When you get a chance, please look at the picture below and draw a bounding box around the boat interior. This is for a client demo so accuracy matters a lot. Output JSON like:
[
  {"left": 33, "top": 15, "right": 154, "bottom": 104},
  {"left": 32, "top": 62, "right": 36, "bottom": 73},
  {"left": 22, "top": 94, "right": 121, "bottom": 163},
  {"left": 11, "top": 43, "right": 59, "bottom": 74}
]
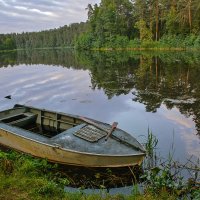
[
  {"left": 0, "top": 105, "right": 145, "bottom": 154},
  {"left": 0, "top": 105, "right": 84, "bottom": 138}
]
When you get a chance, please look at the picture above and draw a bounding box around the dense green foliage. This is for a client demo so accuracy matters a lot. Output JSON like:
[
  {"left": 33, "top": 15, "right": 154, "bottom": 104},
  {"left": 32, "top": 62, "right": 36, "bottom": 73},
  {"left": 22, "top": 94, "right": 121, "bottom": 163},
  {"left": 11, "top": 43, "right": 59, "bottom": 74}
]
[
  {"left": 75, "top": 0, "right": 200, "bottom": 49},
  {"left": 0, "top": 22, "right": 88, "bottom": 50},
  {"left": 0, "top": 34, "right": 16, "bottom": 51},
  {"left": 13, "top": 23, "right": 88, "bottom": 49}
]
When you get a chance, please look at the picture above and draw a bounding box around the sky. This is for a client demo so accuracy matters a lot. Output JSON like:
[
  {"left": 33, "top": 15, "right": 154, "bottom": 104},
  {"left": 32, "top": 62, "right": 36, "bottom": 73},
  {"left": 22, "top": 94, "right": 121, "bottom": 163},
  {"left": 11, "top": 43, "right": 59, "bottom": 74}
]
[{"left": 0, "top": 0, "right": 100, "bottom": 34}]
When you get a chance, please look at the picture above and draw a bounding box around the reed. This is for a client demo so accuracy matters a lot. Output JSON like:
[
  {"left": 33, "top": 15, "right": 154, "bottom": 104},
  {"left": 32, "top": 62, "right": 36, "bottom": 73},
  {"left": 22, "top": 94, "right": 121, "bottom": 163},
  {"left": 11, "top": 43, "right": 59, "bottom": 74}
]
[{"left": 141, "top": 130, "right": 200, "bottom": 199}]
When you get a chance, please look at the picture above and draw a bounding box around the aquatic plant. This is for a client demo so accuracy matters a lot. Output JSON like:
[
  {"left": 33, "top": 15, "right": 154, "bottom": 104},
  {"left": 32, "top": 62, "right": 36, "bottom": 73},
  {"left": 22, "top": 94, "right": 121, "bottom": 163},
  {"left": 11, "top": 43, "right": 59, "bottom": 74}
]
[
  {"left": 145, "top": 128, "right": 158, "bottom": 158},
  {"left": 141, "top": 131, "right": 200, "bottom": 198}
]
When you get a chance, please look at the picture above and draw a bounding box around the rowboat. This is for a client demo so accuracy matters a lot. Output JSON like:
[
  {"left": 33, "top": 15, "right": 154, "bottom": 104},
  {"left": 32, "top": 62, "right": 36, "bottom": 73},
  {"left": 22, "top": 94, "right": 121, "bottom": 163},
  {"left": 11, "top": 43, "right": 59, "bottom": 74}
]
[{"left": 0, "top": 104, "right": 145, "bottom": 167}]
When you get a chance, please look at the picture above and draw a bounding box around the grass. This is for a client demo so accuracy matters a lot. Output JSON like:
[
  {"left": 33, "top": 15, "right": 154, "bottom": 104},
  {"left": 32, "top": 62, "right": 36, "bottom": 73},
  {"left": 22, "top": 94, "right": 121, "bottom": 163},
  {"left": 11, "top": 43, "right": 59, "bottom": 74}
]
[{"left": 0, "top": 168, "right": 179, "bottom": 200}]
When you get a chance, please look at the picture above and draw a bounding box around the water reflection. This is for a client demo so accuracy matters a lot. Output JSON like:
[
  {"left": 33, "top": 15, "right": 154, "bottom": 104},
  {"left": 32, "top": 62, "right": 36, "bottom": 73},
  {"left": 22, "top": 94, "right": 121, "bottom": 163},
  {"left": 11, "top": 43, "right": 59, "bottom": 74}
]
[{"left": 0, "top": 49, "right": 199, "bottom": 162}]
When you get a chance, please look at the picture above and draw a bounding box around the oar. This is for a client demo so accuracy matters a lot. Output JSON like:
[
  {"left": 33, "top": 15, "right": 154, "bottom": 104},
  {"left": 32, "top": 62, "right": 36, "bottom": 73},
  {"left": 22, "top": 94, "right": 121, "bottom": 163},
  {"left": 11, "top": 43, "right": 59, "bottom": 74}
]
[
  {"left": 105, "top": 122, "right": 118, "bottom": 141},
  {"left": 80, "top": 117, "right": 145, "bottom": 152}
]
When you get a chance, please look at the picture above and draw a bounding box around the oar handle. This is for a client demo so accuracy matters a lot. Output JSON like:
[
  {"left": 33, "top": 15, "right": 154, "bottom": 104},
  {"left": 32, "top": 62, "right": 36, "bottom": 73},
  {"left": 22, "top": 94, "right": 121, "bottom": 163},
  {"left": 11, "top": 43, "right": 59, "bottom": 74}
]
[{"left": 105, "top": 122, "right": 118, "bottom": 141}]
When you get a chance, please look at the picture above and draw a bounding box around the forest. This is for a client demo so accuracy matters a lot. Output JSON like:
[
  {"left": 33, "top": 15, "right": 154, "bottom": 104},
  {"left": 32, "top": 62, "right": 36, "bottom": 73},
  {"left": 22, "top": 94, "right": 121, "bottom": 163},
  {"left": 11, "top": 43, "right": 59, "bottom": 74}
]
[
  {"left": 76, "top": 0, "right": 200, "bottom": 49},
  {"left": 0, "top": 22, "right": 88, "bottom": 51},
  {"left": 0, "top": 0, "right": 200, "bottom": 50}
]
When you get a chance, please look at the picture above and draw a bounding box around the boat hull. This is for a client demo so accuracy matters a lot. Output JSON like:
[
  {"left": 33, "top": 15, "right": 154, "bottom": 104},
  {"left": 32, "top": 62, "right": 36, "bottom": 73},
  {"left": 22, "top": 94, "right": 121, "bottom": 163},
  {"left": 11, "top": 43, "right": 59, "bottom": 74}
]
[{"left": 0, "top": 127, "right": 144, "bottom": 167}]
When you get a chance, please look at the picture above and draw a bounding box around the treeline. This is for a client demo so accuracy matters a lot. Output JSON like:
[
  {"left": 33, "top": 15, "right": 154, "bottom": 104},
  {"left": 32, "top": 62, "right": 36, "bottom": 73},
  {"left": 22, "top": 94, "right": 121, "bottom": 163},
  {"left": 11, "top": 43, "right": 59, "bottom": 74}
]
[
  {"left": 14, "top": 22, "right": 88, "bottom": 49},
  {"left": 75, "top": 0, "right": 200, "bottom": 49},
  {"left": 1, "top": 0, "right": 200, "bottom": 51},
  {"left": 0, "top": 22, "right": 88, "bottom": 50}
]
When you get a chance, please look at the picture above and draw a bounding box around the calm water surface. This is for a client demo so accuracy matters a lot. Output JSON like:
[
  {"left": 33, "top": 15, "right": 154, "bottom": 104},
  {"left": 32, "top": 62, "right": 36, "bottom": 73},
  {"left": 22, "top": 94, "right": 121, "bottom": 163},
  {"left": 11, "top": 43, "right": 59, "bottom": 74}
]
[{"left": 0, "top": 50, "right": 199, "bottom": 163}]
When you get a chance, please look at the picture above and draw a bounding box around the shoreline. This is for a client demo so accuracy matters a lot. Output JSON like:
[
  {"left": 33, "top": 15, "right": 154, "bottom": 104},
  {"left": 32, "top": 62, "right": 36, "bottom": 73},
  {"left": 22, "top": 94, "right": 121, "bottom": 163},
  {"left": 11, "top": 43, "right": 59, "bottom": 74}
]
[
  {"left": 0, "top": 139, "right": 199, "bottom": 199},
  {"left": 1, "top": 46, "right": 200, "bottom": 53}
]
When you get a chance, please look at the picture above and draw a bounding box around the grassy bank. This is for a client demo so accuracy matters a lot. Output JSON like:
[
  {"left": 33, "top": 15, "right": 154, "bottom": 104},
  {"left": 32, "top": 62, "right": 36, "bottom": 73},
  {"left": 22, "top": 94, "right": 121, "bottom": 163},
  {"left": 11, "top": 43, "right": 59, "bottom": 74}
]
[
  {"left": 0, "top": 131, "right": 199, "bottom": 200},
  {"left": 0, "top": 150, "right": 178, "bottom": 200}
]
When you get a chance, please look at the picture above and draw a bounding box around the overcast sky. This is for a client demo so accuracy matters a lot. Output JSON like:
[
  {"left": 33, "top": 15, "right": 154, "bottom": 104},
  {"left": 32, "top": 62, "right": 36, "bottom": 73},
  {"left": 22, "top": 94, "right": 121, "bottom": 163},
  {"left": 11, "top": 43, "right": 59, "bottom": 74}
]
[{"left": 0, "top": 0, "right": 100, "bottom": 34}]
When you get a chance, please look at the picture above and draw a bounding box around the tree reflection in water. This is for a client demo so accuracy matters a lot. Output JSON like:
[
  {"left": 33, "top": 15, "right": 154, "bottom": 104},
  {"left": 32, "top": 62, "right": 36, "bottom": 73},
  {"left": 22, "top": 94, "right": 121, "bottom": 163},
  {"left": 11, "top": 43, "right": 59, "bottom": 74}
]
[{"left": 1, "top": 49, "right": 200, "bottom": 135}]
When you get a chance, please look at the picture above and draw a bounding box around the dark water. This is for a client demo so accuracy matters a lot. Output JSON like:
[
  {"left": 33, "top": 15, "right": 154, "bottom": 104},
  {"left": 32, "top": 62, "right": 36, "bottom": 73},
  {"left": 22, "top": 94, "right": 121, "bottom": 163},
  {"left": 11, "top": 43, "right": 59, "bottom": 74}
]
[{"left": 0, "top": 49, "right": 200, "bottom": 163}]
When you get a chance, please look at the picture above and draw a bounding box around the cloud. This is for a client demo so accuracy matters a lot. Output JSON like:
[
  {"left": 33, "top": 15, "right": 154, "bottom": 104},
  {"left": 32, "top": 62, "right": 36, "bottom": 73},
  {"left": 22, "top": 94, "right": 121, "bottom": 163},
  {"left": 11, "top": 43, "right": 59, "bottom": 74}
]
[
  {"left": 14, "top": 5, "right": 57, "bottom": 17},
  {"left": 0, "top": 0, "right": 101, "bottom": 33},
  {"left": 160, "top": 105, "right": 200, "bottom": 159}
]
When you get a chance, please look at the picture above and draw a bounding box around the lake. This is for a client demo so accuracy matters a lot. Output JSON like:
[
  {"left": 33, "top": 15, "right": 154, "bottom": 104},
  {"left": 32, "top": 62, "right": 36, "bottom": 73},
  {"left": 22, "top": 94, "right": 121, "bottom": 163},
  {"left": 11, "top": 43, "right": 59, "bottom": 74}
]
[{"left": 0, "top": 49, "right": 199, "bottom": 163}]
